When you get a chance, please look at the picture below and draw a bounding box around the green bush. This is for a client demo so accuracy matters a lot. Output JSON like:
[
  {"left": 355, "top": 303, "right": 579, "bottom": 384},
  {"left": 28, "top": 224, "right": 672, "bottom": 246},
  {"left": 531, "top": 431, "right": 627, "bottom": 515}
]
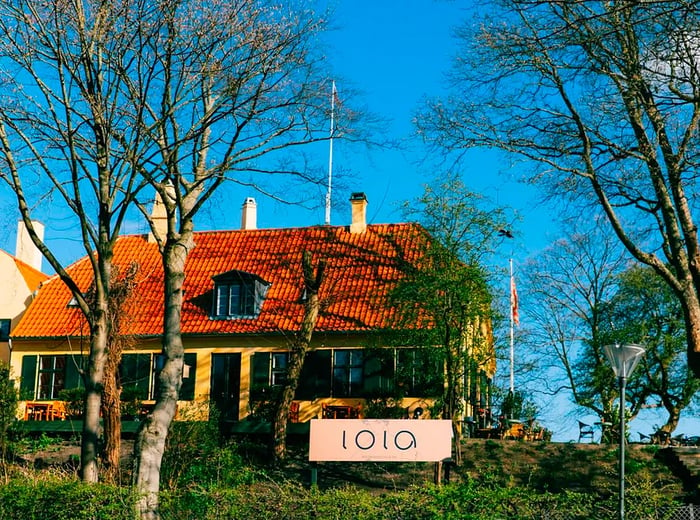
[
  {"left": 57, "top": 387, "right": 84, "bottom": 419},
  {"left": 0, "top": 362, "right": 18, "bottom": 459},
  {"left": 0, "top": 474, "right": 686, "bottom": 520},
  {"left": 0, "top": 478, "right": 137, "bottom": 520},
  {"left": 160, "top": 415, "right": 258, "bottom": 491}
]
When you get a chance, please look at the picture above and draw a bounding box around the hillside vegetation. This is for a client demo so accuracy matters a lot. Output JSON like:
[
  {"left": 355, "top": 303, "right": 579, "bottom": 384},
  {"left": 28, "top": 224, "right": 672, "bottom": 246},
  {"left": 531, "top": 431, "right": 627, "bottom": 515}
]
[{"left": 5, "top": 432, "right": 695, "bottom": 520}]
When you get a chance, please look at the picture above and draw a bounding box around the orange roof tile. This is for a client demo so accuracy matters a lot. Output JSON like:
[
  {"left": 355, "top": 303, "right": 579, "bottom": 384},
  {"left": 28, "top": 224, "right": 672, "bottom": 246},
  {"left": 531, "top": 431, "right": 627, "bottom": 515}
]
[
  {"left": 12, "top": 223, "right": 428, "bottom": 339},
  {"left": 13, "top": 256, "right": 50, "bottom": 292}
]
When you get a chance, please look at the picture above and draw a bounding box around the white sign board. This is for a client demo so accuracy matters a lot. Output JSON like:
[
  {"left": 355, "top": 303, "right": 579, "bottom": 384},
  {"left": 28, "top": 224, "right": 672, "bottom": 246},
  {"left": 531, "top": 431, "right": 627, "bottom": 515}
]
[{"left": 309, "top": 419, "right": 452, "bottom": 462}]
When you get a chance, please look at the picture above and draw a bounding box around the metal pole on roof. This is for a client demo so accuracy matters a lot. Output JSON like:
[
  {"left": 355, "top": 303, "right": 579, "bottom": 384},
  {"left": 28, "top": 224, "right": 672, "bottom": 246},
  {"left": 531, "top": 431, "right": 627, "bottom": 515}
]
[{"left": 325, "top": 81, "right": 336, "bottom": 226}]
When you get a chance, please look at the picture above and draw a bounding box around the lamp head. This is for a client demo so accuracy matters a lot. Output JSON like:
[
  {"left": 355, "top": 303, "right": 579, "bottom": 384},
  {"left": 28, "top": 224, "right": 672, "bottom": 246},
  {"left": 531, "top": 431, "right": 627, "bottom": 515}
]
[{"left": 603, "top": 343, "right": 645, "bottom": 379}]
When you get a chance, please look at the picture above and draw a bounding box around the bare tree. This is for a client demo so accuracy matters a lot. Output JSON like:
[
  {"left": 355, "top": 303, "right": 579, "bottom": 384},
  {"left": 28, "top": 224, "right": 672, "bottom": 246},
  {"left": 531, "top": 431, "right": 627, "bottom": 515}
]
[
  {"left": 99, "top": 3, "right": 356, "bottom": 517},
  {"left": 1, "top": 1, "right": 355, "bottom": 512},
  {"left": 521, "top": 217, "right": 632, "bottom": 435},
  {"left": 95, "top": 263, "right": 139, "bottom": 484},
  {"left": 0, "top": 1, "right": 149, "bottom": 482},
  {"left": 418, "top": 0, "right": 700, "bottom": 377},
  {"left": 270, "top": 251, "right": 324, "bottom": 463}
]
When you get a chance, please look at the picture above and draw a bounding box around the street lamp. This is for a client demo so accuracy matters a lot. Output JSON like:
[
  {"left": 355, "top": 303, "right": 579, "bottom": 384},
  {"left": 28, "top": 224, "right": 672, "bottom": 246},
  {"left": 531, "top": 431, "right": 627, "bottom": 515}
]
[{"left": 603, "top": 343, "right": 645, "bottom": 520}]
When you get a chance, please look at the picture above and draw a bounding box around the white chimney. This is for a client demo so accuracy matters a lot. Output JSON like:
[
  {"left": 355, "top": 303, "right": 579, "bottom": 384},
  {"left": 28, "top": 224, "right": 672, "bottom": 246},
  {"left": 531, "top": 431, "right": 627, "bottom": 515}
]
[
  {"left": 241, "top": 197, "right": 257, "bottom": 230},
  {"left": 16, "top": 220, "right": 44, "bottom": 271},
  {"left": 349, "top": 192, "right": 367, "bottom": 234},
  {"left": 148, "top": 182, "right": 175, "bottom": 243}
]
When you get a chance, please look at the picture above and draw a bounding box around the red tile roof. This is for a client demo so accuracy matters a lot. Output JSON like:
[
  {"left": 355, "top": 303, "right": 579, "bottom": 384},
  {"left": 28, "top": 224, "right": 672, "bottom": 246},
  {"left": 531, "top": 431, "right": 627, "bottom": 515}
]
[
  {"left": 10, "top": 254, "right": 49, "bottom": 292},
  {"left": 12, "top": 223, "right": 428, "bottom": 339}
]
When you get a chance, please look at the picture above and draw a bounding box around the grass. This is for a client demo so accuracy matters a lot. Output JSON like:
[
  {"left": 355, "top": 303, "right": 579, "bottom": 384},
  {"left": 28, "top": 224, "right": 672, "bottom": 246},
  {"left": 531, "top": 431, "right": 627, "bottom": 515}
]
[{"left": 4, "top": 433, "right": 695, "bottom": 519}]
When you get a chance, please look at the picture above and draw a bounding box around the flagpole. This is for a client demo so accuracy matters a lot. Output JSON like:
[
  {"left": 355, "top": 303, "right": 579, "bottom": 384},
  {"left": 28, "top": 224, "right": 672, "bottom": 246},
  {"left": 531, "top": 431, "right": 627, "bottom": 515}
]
[
  {"left": 509, "top": 258, "right": 515, "bottom": 395},
  {"left": 325, "top": 81, "right": 336, "bottom": 226}
]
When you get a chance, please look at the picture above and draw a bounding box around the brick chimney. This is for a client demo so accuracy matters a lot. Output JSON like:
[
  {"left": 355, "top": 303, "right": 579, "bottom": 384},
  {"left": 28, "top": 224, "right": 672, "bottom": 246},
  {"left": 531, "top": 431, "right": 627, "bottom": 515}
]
[
  {"left": 148, "top": 182, "right": 175, "bottom": 243},
  {"left": 16, "top": 220, "right": 44, "bottom": 271},
  {"left": 349, "top": 192, "right": 367, "bottom": 234},
  {"left": 241, "top": 197, "right": 257, "bottom": 230}
]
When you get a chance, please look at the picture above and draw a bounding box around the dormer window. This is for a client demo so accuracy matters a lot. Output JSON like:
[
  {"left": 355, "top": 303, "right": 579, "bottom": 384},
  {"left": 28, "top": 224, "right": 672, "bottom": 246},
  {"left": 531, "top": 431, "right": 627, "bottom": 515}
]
[{"left": 212, "top": 270, "right": 270, "bottom": 319}]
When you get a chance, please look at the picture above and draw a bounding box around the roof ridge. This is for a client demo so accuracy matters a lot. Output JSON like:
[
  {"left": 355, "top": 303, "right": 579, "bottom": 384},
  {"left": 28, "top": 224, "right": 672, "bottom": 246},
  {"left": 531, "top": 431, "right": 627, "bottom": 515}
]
[{"left": 116, "top": 221, "right": 416, "bottom": 240}]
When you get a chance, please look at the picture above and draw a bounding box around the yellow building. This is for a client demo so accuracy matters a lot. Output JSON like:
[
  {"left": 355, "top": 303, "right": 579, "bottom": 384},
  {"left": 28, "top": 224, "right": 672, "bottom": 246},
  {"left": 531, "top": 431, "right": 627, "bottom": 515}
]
[
  {"left": 10, "top": 195, "right": 494, "bottom": 424},
  {"left": 0, "top": 222, "right": 49, "bottom": 364}
]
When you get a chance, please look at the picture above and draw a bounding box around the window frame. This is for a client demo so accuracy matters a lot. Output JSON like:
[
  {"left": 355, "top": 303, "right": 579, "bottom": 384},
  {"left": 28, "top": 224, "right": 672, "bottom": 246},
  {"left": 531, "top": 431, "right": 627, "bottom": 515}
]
[
  {"left": 251, "top": 351, "right": 289, "bottom": 400},
  {"left": 332, "top": 349, "right": 365, "bottom": 398},
  {"left": 120, "top": 352, "right": 198, "bottom": 401},
  {"left": 37, "top": 355, "right": 67, "bottom": 400},
  {"left": 211, "top": 270, "right": 270, "bottom": 319}
]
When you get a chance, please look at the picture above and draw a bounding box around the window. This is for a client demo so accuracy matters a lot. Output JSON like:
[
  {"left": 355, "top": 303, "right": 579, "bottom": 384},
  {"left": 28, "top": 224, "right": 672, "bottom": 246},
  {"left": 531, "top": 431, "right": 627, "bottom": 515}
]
[
  {"left": 120, "top": 354, "right": 152, "bottom": 401},
  {"left": 395, "top": 348, "right": 443, "bottom": 396},
  {"left": 293, "top": 348, "right": 444, "bottom": 401},
  {"left": 212, "top": 270, "right": 270, "bottom": 319},
  {"left": 251, "top": 352, "right": 288, "bottom": 399},
  {"left": 332, "top": 349, "right": 364, "bottom": 397},
  {"left": 296, "top": 350, "right": 332, "bottom": 400},
  {"left": 38, "top": 355, "right": 67, "bottom": 399},
  {"left": 20, "top": 355, "right": 84, "bottom": 400},
  {"left": 120, "top": 352, "right": 198, "bottom": 401},
  {"left": 0, "top": 318, "right": 10, "bottom": 341}
]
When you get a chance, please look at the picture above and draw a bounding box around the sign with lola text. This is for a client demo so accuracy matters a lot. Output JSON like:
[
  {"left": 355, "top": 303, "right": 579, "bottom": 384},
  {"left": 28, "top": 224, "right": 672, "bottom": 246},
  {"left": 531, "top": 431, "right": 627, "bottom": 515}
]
[{"left": 309, "top": 419, "right": 452, "bottom": 462}]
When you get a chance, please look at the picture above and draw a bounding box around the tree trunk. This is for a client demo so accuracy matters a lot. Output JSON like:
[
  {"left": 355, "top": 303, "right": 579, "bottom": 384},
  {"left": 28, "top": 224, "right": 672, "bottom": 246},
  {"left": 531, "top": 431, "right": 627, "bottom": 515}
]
[
  {"left": 271, "top": 252, "right": 324, "bottom": 463},
  {"left": 681, "top": 295, "right": 700, "bottom": 379},
  {"left": 133, "top": 237, "right": 189, "bottom": 520},
  {"left": 101, "top": 346, "right": 122, "bottom": 484},
  {"left": 81, "top": 317, "right": 108, "bottom": 482}
]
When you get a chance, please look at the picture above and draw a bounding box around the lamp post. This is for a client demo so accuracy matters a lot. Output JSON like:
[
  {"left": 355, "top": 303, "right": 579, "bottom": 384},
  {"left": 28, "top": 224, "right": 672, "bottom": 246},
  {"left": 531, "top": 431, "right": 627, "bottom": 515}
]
[{"left": 603, "top": 343, "right": 645, "bottom": 520}]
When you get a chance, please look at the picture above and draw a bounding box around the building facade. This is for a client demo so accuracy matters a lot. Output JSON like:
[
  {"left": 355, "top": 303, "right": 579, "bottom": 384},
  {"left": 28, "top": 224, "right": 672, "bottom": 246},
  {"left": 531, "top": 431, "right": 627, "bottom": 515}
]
[{"left": 10, "top": 195, "right": 495, "bottom": 423}]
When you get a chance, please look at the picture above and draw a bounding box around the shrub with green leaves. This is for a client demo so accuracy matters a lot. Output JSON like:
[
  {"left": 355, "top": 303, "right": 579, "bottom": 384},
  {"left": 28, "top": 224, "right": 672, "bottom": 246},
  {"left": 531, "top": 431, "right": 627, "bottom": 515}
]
[
  {"left": 160, "top": 417, "right": 258, "bottom": 491},
  {"left": 0, "top": 478, "right": 136, "bottom": 520},
  {"left": 0, "top": 361, "right": 18, "bottom": 471}
]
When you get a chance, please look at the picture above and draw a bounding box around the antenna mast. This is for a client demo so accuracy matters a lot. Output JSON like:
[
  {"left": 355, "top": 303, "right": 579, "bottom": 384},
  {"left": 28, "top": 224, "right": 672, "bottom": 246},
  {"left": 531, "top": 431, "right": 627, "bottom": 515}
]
[{"left": 325, "top": 81, "right": 336, "bottom": 226}]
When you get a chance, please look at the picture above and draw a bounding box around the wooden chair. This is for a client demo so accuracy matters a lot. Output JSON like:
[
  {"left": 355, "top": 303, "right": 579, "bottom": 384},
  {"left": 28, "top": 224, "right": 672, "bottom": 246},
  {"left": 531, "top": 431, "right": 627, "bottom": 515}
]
[
  {"left": 503, "top": 421, "right": 525, "bottom": 440},
  {"left": 578, "top": 421, "right": 594, "bottom": 443},
  {"left": 49, "top": 401, "right": 66, "bottom": 421},
  {"left": 350, "top": 404, "right": 362, "bottom": 419}
]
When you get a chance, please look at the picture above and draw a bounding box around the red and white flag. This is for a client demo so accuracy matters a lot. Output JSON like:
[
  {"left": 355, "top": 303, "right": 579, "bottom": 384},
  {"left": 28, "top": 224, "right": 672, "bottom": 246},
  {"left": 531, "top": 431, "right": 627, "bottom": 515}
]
[{"left": 510, "top": 275, "right": 519, "bottom": 327}]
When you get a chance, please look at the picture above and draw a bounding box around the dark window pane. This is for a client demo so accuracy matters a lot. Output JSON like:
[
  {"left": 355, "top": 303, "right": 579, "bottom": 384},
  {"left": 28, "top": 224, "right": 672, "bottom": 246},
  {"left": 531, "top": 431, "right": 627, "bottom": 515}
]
[
  {"left": 229, "top": 284, "right": 241, "bottom": 314},
  {"left": 251, "top": 352, "right": 271, "bottom": 399},
  {"left": 120, "top": 354, "right": 152, "bottom": 400},
  {"left": 271, "top": 353, "right": 288, "bottom": 386},
  {"left": 296, "top": 350, "right": 331, "bottom": 400},
  {"left": 0, "top": 319, "right": 11, "bottom": 341},
  {"left": 216, "top": 285, "right": 229, "bottom": 315},
  {"left": 179, "top": 353, "right": 197, "bottom": 401}
]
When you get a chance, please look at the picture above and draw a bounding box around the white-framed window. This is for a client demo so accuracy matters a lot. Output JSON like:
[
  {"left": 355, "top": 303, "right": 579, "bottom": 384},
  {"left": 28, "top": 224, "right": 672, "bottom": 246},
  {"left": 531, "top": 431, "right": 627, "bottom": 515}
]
[
  {"left": 212, "top": 270, "right": 270, "bottom": 319},
  {"left": 38, "top": 355, "right": 67, "bottom": 399}
]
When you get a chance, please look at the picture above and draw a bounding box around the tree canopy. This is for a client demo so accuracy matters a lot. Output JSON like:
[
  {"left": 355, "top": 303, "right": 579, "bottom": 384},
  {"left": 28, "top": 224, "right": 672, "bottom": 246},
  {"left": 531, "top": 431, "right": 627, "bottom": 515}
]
[{"left": 418, "top": 0, "right": 700, "bottom": 377}]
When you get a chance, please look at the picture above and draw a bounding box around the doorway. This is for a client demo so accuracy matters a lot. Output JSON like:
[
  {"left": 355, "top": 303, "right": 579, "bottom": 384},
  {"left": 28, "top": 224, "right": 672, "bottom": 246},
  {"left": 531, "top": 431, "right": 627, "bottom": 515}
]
[{"left": 210, "top": 353, "right": 241, "bottom": 421}]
